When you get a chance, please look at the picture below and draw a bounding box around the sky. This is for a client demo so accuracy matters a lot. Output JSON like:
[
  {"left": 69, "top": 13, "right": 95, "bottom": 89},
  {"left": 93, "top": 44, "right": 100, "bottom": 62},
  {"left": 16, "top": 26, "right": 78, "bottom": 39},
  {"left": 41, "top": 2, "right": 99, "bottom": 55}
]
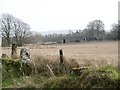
[{"left": 0, "top": 0, "right": 119, "bottom": 32}]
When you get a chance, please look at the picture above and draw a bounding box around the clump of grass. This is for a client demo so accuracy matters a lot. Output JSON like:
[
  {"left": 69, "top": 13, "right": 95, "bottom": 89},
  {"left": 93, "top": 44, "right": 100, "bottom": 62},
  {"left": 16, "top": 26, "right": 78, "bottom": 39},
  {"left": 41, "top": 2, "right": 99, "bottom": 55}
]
[
  {"left": 31, "top": 55, "right": 78, "bottom": 76},
  {"left": 42, "top": 75, "right": 79, "bottom": 88},
  {"left": 42, "top": 66, "right": 120, "bottom": 88},
  {"left": 79, "top": 66, "right": 119, "bottom": 88},
  {"left": 5, "top": 76, "right": 37, "bottom": 88},
  {"left": 2, "top": 58, "right": 21, "bottom": 77},
  {"left": 31, "top": 55, "right": 51, "bottom": 76}
]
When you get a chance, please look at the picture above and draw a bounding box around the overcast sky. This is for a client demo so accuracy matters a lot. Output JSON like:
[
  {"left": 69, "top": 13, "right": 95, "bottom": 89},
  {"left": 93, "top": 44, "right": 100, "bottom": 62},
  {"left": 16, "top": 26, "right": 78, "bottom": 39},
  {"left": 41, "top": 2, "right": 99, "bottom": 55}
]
[{"left": 0, "top": 0, "right": 119, "bottom": 32}]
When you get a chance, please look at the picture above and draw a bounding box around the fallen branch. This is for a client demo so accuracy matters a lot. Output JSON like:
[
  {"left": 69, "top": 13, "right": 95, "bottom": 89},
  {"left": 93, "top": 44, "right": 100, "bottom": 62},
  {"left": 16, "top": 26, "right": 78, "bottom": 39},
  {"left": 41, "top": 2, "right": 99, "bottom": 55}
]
[{"left": 46, "top": 64, "right": 55, "bottom": 77}]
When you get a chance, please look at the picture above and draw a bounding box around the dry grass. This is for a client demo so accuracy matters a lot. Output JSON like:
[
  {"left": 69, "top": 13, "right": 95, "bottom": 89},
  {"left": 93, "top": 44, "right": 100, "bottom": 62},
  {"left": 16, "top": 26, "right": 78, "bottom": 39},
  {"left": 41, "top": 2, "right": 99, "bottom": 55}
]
[{"left": 2, "top": 41, "right": 118, "bottom": 68}]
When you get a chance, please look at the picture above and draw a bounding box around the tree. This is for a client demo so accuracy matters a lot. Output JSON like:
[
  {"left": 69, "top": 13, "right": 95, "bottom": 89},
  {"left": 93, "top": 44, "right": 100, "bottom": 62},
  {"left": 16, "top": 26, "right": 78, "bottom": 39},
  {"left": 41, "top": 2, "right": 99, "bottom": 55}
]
[
  {"left": 27, "top": 31, "right": 43, "bottom": 44},
  {"left": 108, "top": 23, "right": 119, "bottom": 40},
  {"left": 0, "top": 14, "right": 13, "bottom": 46},
  {"left": 0, "top": 13, "right": 31, "bottom": 46},
  {"left": 13, "top": 20, "right": 31, "bottom": 46},
  {"left": 86, "top": 20, "right": 105, "bottom": 39}
]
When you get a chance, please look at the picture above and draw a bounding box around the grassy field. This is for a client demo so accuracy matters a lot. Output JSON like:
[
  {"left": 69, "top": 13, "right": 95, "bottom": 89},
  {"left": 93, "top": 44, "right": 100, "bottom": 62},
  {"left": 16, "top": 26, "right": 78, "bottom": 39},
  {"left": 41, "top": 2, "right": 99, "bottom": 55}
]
[
  {"left": 2, "top": 41, "right": 118, "bottom": 68},
  {"left": 2, "top": 41, "right": 120, "bottom": 88}
]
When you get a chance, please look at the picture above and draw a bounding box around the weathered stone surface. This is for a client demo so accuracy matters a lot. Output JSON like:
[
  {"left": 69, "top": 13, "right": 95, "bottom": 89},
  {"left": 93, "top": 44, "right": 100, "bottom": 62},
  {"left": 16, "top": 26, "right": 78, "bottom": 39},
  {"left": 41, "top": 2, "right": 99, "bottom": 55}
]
[
  {"left": 20, "top": 48, "right": 31, "bottom": 64},
  {"left": 1, "top": 53, "right": 8, "bottom": 58}
]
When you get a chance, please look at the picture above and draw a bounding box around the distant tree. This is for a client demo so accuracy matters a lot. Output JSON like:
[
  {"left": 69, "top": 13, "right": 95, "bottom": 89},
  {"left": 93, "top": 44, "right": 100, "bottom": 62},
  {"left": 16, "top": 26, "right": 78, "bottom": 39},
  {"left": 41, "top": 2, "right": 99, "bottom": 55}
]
[
  {"left": 13, "top": 20, "right": 31, "bottom": 46},
  {"left": 68, "top": 30, "right": 74, "bottom": 35},
  {"left": 86, "top": 20, "right": 105, "bottom": 39},
  {"left": 108, "top": 23, "right": 119, "bottom": 40},
  {"left": 0, "top": 14, "right": 13, "bottom": 46},
  {"left": 75, "top": 29, "right": 82, "bottom": 35},
  {"left": 27, "top": 31, "right": 43, "bottom": 44},
  {"left": 0, "top": 13, "right": 31, "bottom": 46}
]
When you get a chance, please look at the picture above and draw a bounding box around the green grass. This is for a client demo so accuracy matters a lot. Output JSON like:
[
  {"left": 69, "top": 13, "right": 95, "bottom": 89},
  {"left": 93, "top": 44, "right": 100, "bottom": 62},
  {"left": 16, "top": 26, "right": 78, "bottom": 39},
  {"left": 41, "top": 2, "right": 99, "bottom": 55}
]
[
  {"left": 42, "top": 66, "right": 120, "bottom": 88},
  {"left": 2, "top": 57, "right": 120, "bottom": 89}
]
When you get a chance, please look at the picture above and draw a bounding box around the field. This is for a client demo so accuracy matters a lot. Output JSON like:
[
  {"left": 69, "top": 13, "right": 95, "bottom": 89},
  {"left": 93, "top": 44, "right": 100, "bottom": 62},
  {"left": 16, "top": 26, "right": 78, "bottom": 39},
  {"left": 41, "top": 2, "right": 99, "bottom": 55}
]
[
  {"left": 2, "top": 41, "right": 120, "bottom": 88},
  {"left": 2, "top": 41, "right": 118, "bottom": 68}
]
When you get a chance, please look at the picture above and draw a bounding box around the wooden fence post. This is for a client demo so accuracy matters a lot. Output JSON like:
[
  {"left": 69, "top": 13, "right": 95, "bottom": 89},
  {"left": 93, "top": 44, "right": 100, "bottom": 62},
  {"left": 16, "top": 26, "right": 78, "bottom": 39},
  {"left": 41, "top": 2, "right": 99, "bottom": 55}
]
[
  {"left": 11, "top": 43, "right": 17, "bottom": 59},
  {"left": 59, "top": 49, "right": 63, "bottom": 64},
  {"left": 59, "top": 49, "right": 64, "bottom": 74}
]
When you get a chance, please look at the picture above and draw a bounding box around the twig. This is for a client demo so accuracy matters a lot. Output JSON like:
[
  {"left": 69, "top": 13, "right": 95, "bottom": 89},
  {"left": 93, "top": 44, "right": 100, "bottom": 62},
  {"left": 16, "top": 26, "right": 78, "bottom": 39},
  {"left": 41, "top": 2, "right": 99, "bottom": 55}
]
[{"left": 46, "top": 64, "right": 55, "bottom": 77}]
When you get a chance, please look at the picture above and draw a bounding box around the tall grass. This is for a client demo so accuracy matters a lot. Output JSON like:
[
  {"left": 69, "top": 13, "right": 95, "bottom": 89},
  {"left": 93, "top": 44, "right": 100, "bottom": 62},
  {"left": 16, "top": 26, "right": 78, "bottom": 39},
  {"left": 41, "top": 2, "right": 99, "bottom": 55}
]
[
  {"left": 1, "top": 41, "right": 119, "bottom": 88},
  {"left": 2, "top": 55, "right": 120, "bottom": 88}
]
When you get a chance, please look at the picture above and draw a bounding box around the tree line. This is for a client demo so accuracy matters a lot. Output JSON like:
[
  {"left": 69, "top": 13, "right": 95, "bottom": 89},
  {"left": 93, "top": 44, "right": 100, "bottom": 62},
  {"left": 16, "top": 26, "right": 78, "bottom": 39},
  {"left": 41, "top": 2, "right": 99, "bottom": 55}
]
[
  {"left": 41, "top": 20, "right": 119, "bottom": 44},
  {"left": 0, "top": 14, "right": 119, "bottom": 47}
]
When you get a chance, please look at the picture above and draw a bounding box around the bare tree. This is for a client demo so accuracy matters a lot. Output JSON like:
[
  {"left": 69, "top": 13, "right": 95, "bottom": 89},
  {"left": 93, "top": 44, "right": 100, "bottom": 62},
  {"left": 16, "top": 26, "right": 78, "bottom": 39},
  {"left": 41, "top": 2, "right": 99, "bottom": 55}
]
[
  {"left": 86, "top": 20, "right": 105, "bottom": 39},
  {"left": 0, "top": 13, "right": 31, "bottom": 46},
  {"left": 0, "top": 14, "right": 13, "bottom": 46},
  {"left": 13, "top": 20, "right": 31, "bottom": 46},
  {"left": 109, "top": 22, "right": 119, "bottom": 40}
]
